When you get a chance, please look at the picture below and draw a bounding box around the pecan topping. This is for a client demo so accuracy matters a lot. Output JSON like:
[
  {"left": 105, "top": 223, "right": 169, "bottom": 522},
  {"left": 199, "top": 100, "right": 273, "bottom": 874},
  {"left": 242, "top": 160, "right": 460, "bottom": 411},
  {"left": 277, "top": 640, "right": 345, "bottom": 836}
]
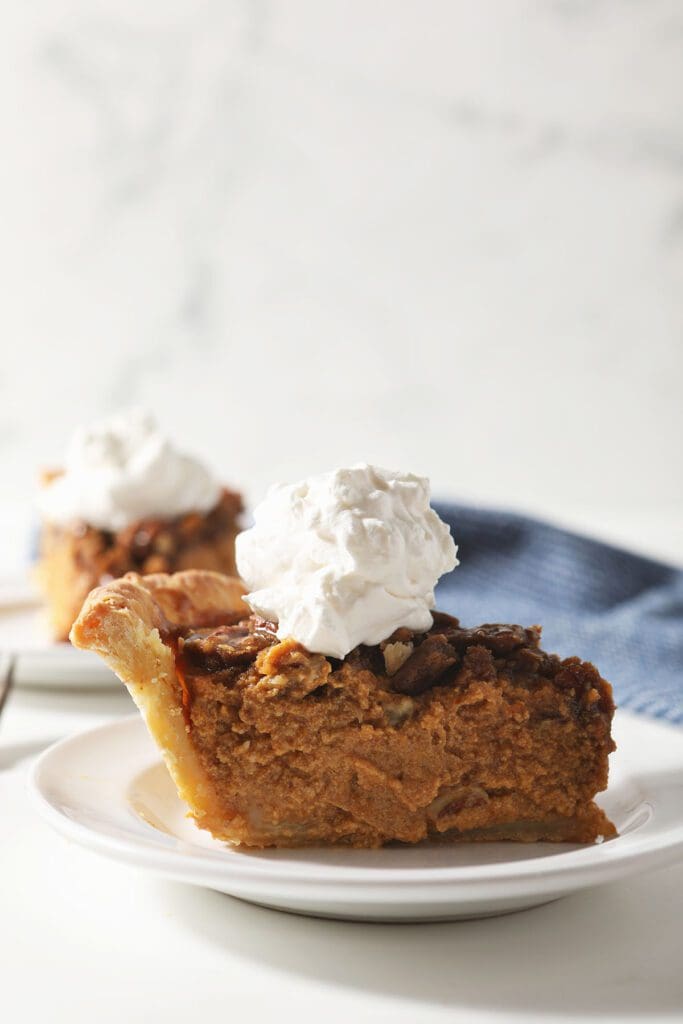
[
  {"left": 386, "top": 622, "right": 542, "bottom": 695},
  {"left": 63, "top": 488, "right": 242, "bottom": 579},
  {"left": 382, "top": 641, "right": 414, "bottom": 676},
  {"left": 391, "top": 634, "right": 460, "bottom": 695},
  {"left": 448, "top": 623, "right": 541, "bottom": 656},
  {"left": 180, "top": 620, "right": 276, "bottom": 673}
]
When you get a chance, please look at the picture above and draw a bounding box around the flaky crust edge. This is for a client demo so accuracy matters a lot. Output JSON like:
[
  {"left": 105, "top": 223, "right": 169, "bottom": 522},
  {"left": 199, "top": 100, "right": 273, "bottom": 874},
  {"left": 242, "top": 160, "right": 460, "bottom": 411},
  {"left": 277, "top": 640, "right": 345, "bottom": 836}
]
[{"left": 70, "top": 570, "right": 248, "bottom": 833}]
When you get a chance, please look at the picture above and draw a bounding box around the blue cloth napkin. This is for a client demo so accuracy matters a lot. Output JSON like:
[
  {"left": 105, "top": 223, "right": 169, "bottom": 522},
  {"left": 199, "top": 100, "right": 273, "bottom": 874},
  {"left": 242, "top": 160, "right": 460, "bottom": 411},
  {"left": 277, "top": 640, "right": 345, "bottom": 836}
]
[{"left": 433, "top": 503, "right": 683, "bottom": 725}]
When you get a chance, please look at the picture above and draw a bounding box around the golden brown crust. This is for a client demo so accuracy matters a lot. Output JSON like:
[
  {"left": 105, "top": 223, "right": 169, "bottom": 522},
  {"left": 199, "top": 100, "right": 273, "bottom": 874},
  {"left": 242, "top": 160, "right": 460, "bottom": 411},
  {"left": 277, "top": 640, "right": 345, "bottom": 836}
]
[{"left": 70, "top": 571, "right": 248, "bottom": 835}]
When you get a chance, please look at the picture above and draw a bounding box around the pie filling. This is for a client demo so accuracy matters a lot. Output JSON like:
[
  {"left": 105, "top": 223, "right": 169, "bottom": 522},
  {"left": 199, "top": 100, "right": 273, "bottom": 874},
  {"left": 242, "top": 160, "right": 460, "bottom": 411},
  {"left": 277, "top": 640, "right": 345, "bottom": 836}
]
[
  {"left": 162, "top": 612, "right": 616, "bottom": 847},
  {"left": 44, "top": 488, "right": 242, "bottom": 579},
  {"left": 38, "top": 489, "right": 242, "bottom": 641}
]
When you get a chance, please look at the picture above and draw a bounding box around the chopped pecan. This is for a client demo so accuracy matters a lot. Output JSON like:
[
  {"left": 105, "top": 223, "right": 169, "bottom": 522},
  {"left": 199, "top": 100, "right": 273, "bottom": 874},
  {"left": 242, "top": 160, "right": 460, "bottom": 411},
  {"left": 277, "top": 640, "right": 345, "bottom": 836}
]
[
  {"left": 383, "top": 641, "right": 414, "bottom": 676},
  {"left": 391, "top": 634, "right": 460, "bottom": 695},
  {"left": 383, "top": 695, "right": 416, "bottom": 726},
  {"left": 426, "top": 784, "right": 489, "bottom": 825},
  {"left": 180, "top": 620, "right": 275, "bottom": 673},
  {"left": 386, "top": 621, "right": 542, "bottom": 695},
  {"left": 256, "top": 639, "right": 331, "bottom": 697},
  {"left": 449, "top": 623, "right": 541, "bottom": 656}
]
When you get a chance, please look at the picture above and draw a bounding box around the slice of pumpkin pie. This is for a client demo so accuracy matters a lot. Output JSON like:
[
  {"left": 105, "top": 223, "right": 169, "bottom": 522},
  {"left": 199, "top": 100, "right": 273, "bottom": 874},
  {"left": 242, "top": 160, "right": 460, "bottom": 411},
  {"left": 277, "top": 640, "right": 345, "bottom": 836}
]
[{"left": 70, "top": 466, "right": 616, "bottom": 848}]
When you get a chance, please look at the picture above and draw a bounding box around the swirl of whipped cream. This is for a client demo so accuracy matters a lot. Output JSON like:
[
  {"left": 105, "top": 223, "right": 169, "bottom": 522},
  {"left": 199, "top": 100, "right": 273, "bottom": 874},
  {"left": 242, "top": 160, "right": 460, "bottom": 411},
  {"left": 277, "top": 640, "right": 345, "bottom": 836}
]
[
  {"left": 37, "top": 410, "right": 222, "bottom": 531},
  {"left": 236, "top": 464, "right": 458, "bottom": 659}
]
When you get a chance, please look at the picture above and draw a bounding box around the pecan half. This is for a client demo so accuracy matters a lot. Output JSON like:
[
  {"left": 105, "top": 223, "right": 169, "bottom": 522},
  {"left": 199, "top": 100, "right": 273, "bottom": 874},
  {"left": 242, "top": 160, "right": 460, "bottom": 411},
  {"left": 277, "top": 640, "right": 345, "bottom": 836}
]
[
  {"left": 180, "top": 620, "right": 275, "bottom": 673},
  {"left": 449, "top": 623, "right": 541, "bottom": 656},
  {"left": 391, "top": 634, "right": 460, "bottom": 695}
]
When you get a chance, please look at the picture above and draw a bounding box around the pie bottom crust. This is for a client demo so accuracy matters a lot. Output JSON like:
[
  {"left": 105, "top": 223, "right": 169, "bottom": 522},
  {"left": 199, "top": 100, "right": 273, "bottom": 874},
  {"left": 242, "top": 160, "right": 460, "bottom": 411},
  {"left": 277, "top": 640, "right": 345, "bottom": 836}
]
[{"left": 71, "top": 571, "right": 616, "bottom": 848}]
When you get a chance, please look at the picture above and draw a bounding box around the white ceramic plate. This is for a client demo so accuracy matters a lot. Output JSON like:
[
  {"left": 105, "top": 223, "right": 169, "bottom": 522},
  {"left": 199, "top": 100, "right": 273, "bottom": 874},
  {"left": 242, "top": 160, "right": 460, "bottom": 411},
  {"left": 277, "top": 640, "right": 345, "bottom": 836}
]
[
  {"left": 0, "top": 585, "right": 118, "bottom": 689},
  {"left": 30, "top": 710, "right": 683, "bottom": 922}
]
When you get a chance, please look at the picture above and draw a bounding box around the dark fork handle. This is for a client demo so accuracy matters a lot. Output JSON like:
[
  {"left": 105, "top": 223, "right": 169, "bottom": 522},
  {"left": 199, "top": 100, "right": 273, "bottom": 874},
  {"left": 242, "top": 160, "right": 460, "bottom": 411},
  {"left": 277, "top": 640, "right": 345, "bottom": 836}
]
[{"left": 0, "top": 653, "right": 15, "bottom": 718}]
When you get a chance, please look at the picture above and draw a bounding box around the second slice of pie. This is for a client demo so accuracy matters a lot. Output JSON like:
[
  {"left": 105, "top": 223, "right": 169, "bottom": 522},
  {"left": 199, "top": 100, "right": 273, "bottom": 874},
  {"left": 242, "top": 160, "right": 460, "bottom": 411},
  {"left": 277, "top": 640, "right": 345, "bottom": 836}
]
[{"left": 37, "top": 411, "right": 242, "bottom": 640}]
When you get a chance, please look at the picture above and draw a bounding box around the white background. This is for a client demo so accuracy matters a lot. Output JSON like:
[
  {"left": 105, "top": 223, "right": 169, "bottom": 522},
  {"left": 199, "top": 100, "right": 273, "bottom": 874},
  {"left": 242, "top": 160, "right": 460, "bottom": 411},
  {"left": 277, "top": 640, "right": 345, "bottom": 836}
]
[{"left": 1, "top": 0, "right": 682, "bottom": 562}]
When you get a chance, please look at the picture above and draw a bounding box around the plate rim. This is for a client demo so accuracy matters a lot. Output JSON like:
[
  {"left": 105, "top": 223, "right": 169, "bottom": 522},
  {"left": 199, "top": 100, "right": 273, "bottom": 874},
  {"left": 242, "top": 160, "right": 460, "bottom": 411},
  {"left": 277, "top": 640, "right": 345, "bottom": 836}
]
[
  {"left": 29, "top": 714, "right": 683, "bottom": 898},
  {"left": 0, "top": 601, "right": 119, "bottom": 688}
]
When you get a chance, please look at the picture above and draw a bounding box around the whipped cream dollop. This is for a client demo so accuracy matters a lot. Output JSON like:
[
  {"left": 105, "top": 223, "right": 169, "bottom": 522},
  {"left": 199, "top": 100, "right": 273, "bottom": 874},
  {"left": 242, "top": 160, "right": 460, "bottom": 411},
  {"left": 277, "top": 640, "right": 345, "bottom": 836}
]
[
  {"left": 236, "top": 464, "right": 458, "bottom": 659},
  {"left": 37, "top": 410, "right": 222, "bottom": 531}
]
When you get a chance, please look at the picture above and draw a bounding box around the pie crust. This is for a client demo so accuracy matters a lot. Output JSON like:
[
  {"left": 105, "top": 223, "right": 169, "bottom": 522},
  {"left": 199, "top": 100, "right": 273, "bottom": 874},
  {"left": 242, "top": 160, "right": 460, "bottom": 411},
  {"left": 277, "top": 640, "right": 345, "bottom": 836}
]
[{"left": 71, "top": 570, "right": 616, "bottom": 848}]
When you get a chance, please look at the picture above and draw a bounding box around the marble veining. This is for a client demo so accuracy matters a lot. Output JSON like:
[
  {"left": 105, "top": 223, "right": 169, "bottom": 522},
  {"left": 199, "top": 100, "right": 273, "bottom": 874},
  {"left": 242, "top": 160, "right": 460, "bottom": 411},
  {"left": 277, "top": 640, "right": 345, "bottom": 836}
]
[{"left": 1, "top": 1, "right": 681, "bottom": 566}]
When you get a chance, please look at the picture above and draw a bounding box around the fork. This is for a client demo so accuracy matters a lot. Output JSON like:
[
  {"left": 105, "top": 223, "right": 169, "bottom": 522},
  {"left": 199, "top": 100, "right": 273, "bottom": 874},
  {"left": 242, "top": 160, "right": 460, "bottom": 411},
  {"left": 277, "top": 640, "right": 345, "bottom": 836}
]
[{"left": 0, "top": 651, "right": 15, "bottom": 720}]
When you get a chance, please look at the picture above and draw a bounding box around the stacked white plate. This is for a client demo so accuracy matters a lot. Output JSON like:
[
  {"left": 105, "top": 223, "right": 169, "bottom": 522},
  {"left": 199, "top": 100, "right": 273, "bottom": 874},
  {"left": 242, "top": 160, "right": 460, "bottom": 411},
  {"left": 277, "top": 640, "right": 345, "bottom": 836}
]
[{"left": 0, "top": 575, "right": 117, "bottom": 688}]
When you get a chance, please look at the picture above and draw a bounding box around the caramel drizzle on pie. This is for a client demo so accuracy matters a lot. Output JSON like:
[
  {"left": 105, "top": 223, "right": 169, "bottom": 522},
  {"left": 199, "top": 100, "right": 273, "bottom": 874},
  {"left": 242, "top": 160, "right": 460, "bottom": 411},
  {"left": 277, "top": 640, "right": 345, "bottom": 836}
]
[{"left": 167, "top": 637, "right": 194, "bottom": 731}]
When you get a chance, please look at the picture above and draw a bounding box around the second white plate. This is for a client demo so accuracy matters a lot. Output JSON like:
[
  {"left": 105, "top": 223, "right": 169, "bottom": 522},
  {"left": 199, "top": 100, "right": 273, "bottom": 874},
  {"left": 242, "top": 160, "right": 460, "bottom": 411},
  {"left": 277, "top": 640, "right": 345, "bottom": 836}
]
[
  {"left": 29, "top": 710, "right": 683, "bottom": 921},
  {"left": 0, "top": 597, "right": 118, "bottom": 689}
]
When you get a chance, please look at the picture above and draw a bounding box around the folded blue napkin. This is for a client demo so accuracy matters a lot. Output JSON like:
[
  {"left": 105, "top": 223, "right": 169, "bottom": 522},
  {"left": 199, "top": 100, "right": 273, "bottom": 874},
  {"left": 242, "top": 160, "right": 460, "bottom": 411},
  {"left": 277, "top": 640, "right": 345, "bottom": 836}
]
[{"left": 434, "top": 503, "right": 683, "bottom": 725}]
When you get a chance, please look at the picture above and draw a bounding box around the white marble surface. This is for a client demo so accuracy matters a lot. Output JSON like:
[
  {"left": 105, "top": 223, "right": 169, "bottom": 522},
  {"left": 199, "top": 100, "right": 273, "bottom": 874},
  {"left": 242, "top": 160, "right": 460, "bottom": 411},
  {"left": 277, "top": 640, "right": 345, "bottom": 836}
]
[{"left": 1, "top": 1, "right": 682, "bottom": 564}]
